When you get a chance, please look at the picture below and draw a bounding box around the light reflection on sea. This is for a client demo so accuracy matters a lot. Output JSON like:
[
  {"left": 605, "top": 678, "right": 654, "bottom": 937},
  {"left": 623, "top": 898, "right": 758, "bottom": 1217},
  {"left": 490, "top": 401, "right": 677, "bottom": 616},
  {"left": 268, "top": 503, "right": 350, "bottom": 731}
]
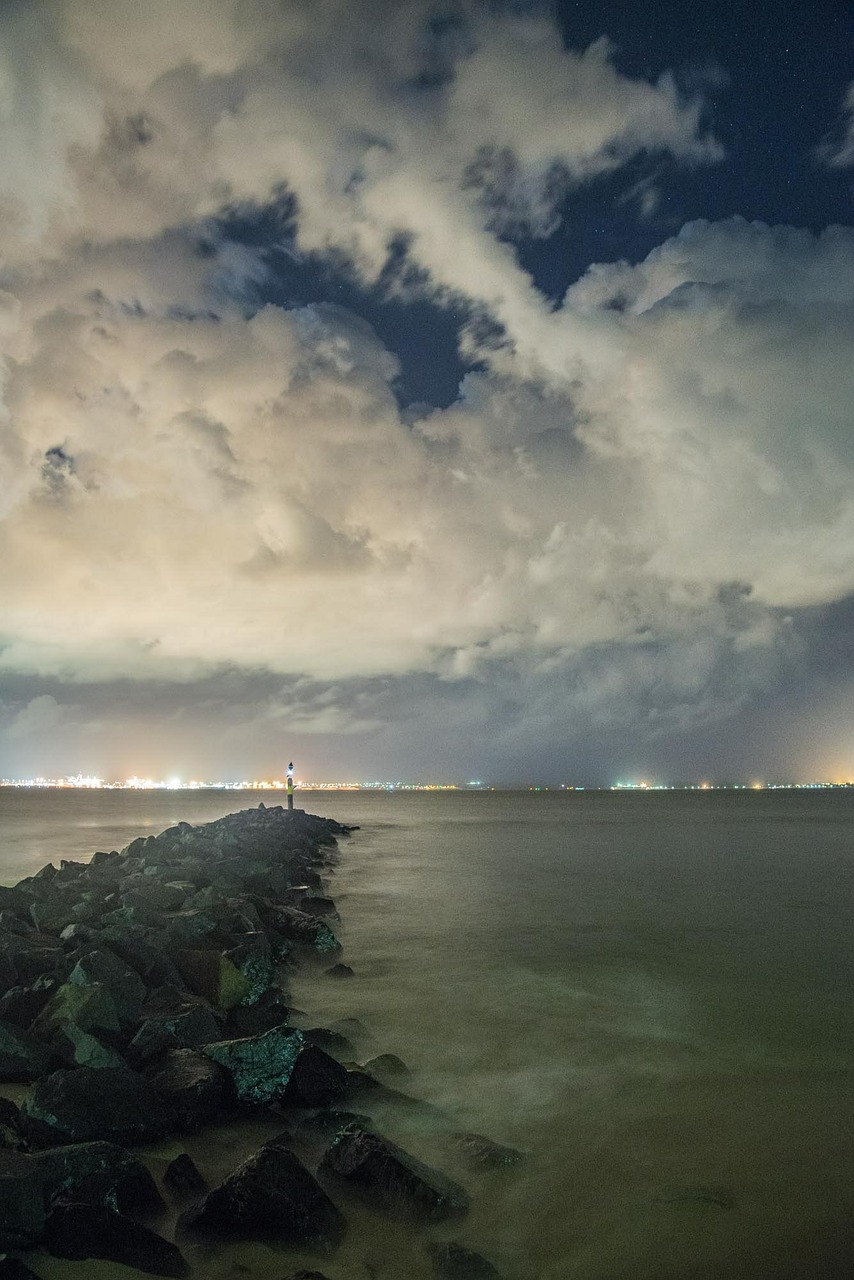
[{"left": 2, "top": 788, "right": 853, "bottom": 1278}]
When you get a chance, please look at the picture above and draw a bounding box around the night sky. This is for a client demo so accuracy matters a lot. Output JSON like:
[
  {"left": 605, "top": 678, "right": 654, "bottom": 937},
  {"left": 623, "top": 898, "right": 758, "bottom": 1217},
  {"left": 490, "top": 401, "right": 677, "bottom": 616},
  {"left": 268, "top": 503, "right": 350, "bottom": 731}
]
[{"left": 2, "top": 0, "right": 854, "bottom": 785}]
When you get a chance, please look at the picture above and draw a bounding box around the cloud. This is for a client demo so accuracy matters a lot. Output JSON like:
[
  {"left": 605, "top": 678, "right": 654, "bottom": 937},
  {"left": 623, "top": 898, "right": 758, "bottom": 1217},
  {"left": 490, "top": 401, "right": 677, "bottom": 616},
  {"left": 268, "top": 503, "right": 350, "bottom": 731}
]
[
  {"left": 0, "top": 1, "right": 852, "bottom": 773},
  {"left": 5, "top": 694, "right": 66, "bottom": 740},
  {"left": 817, "top": 82, "right": 854, "bottom": 168}
]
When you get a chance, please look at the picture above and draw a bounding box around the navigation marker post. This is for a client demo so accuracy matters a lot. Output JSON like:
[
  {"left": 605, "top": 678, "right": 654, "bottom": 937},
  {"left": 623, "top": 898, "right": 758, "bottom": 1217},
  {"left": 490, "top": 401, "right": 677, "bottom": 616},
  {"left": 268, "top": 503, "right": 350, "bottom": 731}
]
[{"left": 287, "top": 761, "right": 294, "bottom": 811}]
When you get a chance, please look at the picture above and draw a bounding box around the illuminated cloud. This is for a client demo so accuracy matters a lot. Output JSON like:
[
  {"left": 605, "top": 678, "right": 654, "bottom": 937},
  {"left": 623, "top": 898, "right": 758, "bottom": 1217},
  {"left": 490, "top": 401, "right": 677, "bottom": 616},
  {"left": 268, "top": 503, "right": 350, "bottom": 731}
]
[{"left": 0, "top": 0, "right": 850, "bottom": 779}]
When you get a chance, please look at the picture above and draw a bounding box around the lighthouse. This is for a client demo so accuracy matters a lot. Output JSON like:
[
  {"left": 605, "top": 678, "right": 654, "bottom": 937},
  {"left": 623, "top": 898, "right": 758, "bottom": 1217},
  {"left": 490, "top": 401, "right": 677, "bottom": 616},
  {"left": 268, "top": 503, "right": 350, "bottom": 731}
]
[{"left": 286, "top": 761, "right": 294, "bottom": 811}]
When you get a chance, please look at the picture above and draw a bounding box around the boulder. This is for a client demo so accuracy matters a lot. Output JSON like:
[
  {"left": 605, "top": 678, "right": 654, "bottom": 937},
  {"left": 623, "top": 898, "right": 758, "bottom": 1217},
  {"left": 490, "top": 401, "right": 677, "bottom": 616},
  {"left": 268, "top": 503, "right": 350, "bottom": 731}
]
[
  {"left": 30, "top": 981, "right": 121, "bottom": 1042},
  {"left": 362, "top": 1053, "right": 410, "bottom": 1080},
  {"left": 224, "top": 934, "right": 278, "bottom": 1006},
  {"left": 180, "top": 1141, "right": 345, "bottom": 1251},
  {"left": 21, "top": 1066, "right": 176, "bottom": 1147},
  {"left": 224, "top": 987, "right": 290, "bottom": 1039},
  {"left": 0, "top": 1150, "right": 46, "bottom": 1248},
  {"left": 163, "top": 1152, "right": 207, "bottom": 1197},
  {"left": 67, "top": 948, "right": 147, "bottom": 1024},
  {"left": 319, "top": 1124, "right": 469, "bottom": 1222},
  {"left": 121, "top": 882, "right": 187, "bottom": 913},
  {"left": 257, "top": 904, "right": 341, "bottom": 955},
  {"left": 147, "top": 1049, "right": 226, "bottom": 1129},
  {"left": 0, "top": 1019, "right": 52, "bottom": 1081},
  {"left": 324, "top": 963, "right": 354, "bottom": 978},
  {"left": 0, "top": 1096, "right": 23, "bottom": 1148},
  {"left": 0, "top": 976, "right": 58, "bottom": 1029},
  {"left": 32, "top": 1140, "right": 164, "bottom": 1213},
  {"left": 50, "top": 1022, "right": 127, "bottom": 1070},
  {"left": 449, "top": 1133, "right": 523, "bottom": 1170},
  {"left": 172, "top": 949, "right": 250, "bottom": 1011},
  {"left": 44, "top": 1203, "right": 188, "bottom": 1277},
  {"left": 0, "top": 1257, "right": 43, "bottom": 1278},
  {"left": 281, "top": 1044, "right": 350, "bottom": 1109},
  {"left": 427, "top": 1241, "right": 503, "bottom": 1279},
  {"left": 202, "top": 1025, "right": 304, "bottom": 1106}
]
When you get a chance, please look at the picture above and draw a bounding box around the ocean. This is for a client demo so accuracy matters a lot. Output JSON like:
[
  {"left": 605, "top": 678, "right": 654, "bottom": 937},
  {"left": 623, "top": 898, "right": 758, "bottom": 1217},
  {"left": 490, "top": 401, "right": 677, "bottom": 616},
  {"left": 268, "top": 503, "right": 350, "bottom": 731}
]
[{"left": 1, "top": 786, "right": 853, "bottom": 1279}]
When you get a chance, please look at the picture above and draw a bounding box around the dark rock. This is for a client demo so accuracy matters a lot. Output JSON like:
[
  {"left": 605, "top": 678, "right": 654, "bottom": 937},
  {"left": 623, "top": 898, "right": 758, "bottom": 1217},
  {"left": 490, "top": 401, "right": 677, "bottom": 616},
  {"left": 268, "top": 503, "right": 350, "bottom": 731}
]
[
  {"left": 297, "top": 1111, "right": 375, "bottom": 1141},
  {"left": 0, "top": 1150, "right": 45, "bottom": 1247},
  {"left": 224, "top": 988, "right": 290, "bottom": 1039},
  {"left": 49, "top": 1022, "right": 127, "bottom": 1070},
  {"left": 449, "top": 1133, "right": 524, "bottom": 1170},
  {"left": 301, "top": 1026, "right": 357, "bottom": 1060},
  {"left": 0, "top": 911, "right": 33, "bottom": 936},
  {"left": 147, "top": 1049, "right": 226, "bottom": 1128},
  {"left": 99, "top": 928, "right": 187, "bottom": 989},
  {"left": 362, "top": 1053, "right": 410, "bottom": 1079},
  {"left": 319, "top": 1124, "right": 469, "bottom": 1222},
  {"left": 0, "top": 1096, "right": 23, "bottom": 1147},
  {"left": 0, "top": 885, "right": 38, "bottom": 917},
  {"left": 21, "top": 1066, "right": 176, "bottom": 1147},
  {"left": 30, "top": 981, "right": 121, "bottom": 1042},
  {"left": 282, "top": 1044, "right": 350, "bottom": 1109},
  {"left": 427, "top": 1241, "right": 503, "bottom": 1279},
  {"left": 203, "top": 1025, "right": 304, "bottom": 1105},
  {"left": 324, "top": 963, "right": 354, "bottom": 978},
  {"left": 257, "top": 904, "right": 341, "bottom": 955},
  {"left": 224, "top": 933, "right": 278, "bottom": 1006},
  {"left": 67, "top": 948, "right": 147, "bottom": 1024},
  {"left": 180, "top": 1142, "right": 345, "bottom": 1251},
  {"left": 44, "top": 1203, "right": 188, "bottom": 1276},
  {"left": 282, "top": 1272, "right": 333, "bottom": 1280},
  {"left": 163, "top": 1152, "right": 207, "bottom": 1196},
  {"left": 0, "top": 1019, "right": 53, "bottom": 1080},
  {"left": 0, "top": 976, "right": 58, "bottom": 1030},
  {"left": 121, "top": 881, "right": 187, "bottom": 913},
  {"left": 172, "top": 949, "right": 250, "bottom": 1010},
  {"left": 0, "top": 1257, "right": 43, "bottom": 1278},
  {"left": 293, "top": 895, "right": 338, "bottom": 918},
  {"left": 32, "top": 1140, "right": 164, "bottom": 1213}
]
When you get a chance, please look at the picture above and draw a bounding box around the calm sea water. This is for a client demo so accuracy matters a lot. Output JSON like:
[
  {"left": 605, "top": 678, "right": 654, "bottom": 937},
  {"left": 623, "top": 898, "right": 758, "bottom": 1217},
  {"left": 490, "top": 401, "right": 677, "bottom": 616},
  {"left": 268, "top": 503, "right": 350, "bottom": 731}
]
[{"left": 2, "top": 787, "right": 853, "bottom": 1280}]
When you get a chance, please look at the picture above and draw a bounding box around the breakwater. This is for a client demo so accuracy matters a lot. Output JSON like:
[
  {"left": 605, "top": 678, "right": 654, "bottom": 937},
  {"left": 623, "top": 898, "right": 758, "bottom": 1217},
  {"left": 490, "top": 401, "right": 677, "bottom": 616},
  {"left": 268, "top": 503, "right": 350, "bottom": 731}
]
[{"left": 0, "top": 804, "right": 514, "bottom": 1279}]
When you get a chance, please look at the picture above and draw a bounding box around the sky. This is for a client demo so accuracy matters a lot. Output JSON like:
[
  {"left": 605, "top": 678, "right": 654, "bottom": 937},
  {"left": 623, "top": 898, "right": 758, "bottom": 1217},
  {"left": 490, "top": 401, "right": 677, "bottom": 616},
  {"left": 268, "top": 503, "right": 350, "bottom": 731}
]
[{"left": 1, "top": 0, "right": 854, "bottom": 786}]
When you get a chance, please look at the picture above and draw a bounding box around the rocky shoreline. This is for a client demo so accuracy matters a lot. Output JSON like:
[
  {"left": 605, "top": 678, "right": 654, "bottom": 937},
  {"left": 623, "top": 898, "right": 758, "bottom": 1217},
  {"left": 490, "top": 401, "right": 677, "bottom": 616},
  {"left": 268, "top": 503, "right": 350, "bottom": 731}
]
[{"left": 0, "top": 805, "right": 517, "bottom": 1280}]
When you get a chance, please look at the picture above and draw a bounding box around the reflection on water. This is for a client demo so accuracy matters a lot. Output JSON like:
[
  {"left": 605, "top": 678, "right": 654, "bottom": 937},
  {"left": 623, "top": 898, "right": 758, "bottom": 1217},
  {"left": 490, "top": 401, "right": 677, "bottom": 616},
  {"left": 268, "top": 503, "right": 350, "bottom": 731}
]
[{"left": 2, "top": 789, "right": 854, "bottom": 1277}]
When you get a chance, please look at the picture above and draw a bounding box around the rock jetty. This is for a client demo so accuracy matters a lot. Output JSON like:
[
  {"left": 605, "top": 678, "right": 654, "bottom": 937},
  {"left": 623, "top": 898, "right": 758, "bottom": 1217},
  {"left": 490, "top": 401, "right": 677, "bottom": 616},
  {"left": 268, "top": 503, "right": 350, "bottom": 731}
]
[{"left": 0, "top": 804, "right": 515, "bottom": 1277}]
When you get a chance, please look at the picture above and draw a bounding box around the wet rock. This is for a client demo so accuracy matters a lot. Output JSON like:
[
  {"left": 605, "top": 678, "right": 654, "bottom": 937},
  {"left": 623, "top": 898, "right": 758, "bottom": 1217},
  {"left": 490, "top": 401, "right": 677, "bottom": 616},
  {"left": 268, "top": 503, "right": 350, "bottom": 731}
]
[
  {"left": 449, "top": 1133, "right": 524, "bottom": 1170},
  {"left": 361, "top": 1053, "right": 410, "bottom": 1080},
  {"left": 301, "top": 1026, "right": 357, "bottom": 1060},
  {"left": 0, "top": 1257, "right": 44, "bottom": 1278},
  {"left": 0, "top": 1150, "right": 45, "bottom": 1247},
  {"left": 121, "top": 881, "right": 187, "bottom": 913},
  {"left": 0, "top": 1019, "right": 52, "bottom": 1080},
  {"left": 147, "top": 1049, "right": 226, "bottom": 1128},
  {"left": 30, "top": 980, "right": 121, "bottom": 1042},
  {"left": 163, "top": 1152, "right": 207, "bottom": 1196},
  {"left": 32, "top": 1140, "right": 164, "bottom": 1213},
  {"left": 99, "top": 928, "right": 187, "bottom": 989},
  {"left": 258, "top": 905, "right": 341, "bottom": 955},
  {"left": 172, "top": 949, "right": 250, "bottom": 1010},
  {"left": 0, "top": 931, "right": 69, "bottom": 986},
  {"left": 21, "top": 1066, "right": 176, "bottom": 1147},
  {"left": 50, "top": 1022, "right": 127, "bottom": 1070},
  {"left": 224, "top": 934, "right": 278, "bottom": 1006},
  {"left": 0, "top": 911, "right": 34, "bottom": 936},
  {"left": 181, "top": 1142, "right": 345, "bottom": 1251},
  {"left": 324, "top": 963, "right": 354, "bottom": 978},
  {"left": 0, "top": 977, "right": 59, "bottom": 1030},
  {"left": 130, "top": 988, "right": 223, "bottom": 1063},
  {"left": 0, "top": 885, "right": 38, "bottom": 918},
  {"left": 427, "top": 1241, "right": 503, "bottom": 1279},
  {"left": 0, "top": 1096, "right": 23, "bottom": 1147},
  {"left": 67, "top": 947, "right": 147, "bottom": 1024},
  {"left": 282, "top": 1044, "right": 350, "bottom": 1109},
  {"left": 297, "top": 1110, "right": 375, "bottom": 1142},
  {"left": 203, "top": 1025, "right": 304, "bottom": 1106},
  {"left": 224, "top": 988, "right": 290, "bottom": 1039},
  {"left": 44, "top": 1203, "right": 189, "bottom": 1276},
  {"left": 319, "top": 1124, "right": 469, "bottom": 1222}
]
